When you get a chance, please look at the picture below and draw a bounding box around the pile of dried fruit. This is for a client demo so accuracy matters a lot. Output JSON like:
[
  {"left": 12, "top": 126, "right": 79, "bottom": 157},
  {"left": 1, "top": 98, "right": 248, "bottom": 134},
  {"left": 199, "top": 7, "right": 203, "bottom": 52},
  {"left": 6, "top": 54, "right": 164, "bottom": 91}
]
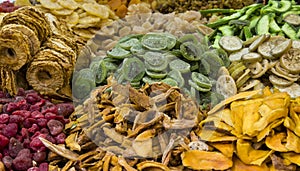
[
  {"left": 0, "top": 88, "right": 74, "bottom": 171},
  {"left": 43, "top": 78, "right": 208, "bottom": 170},
  {"left": 152, "top": 0, "right": 256, "bottom": 14},
  {"left": 216, "top": 34, "right": 300, "bottom": 98},
  {"left": 0, "top": 6, "right": 83, "bottom": 100},
  {"left": 202, "top": 0, "right": 300, "bottom": 46}
]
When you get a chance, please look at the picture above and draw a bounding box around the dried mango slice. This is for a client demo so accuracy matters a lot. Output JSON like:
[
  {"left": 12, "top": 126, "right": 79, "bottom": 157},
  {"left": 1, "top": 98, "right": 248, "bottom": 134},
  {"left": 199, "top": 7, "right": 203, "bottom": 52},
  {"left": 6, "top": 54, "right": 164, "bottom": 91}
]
[
  {"left": 281, "top": 152, "right": 300, "bottom": 166},
  {"left": 181, "top": 150, "right": 232, "bottom": 170},
  {"left": 136, "top": 161, "right": 170, "bottom": 171},
  {"left": 285, "top": 129, "right": 300, "bottom": 153},
  {"left": 236, "top": 139, "right": 273, "bottom": 166},
  {"left": 266, "top": 132, "right": 288, "bottom": 152},
  {"left": 256, "top": 118, "right": 284, "bottom": 142},
  {"left": 232, "top": 156, "right": 270, "bottom": 171},
  {"left": 209, "top": 142, "right": 234, "bottom": 158}
]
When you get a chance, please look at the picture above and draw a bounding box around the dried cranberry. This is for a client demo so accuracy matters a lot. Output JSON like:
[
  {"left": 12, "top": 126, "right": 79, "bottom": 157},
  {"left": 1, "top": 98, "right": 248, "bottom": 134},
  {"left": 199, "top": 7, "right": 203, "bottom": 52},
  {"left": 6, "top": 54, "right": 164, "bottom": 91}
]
[
  {"left": 39, "top": 163, "right": 48, "bottom": 171},
  {"left": 30, "top": 135, "right": 46, "bottom": 152},
  {"left": 57, "top": 103, "right": 74, "bottom": 117},
  {"left": 2, "top": 155, "right": 13, "bottom": 169},
  {"left": 37, "top": 118, "right": 47, "bottom": 128},
  {"left": 0, "top": 134, "right": 9, "bottom": 148},
  {"left": 21, "top": 128, "right": 29, "bottom": 139},
  {"left": 8, "top": 137, "right": 23, "bottom": 158},
  {"left": 26, "top": 93, "right": 41, "bottom": 105},
  {"left": 9, "top": 114, "right": 24, "bottom": 124},
  {"left": 41, "top": 102, "right": 57, "bottom": 114},
  {"left": 39, "top": 128, "right": 49, "bottom": 135},
  {"left": 4, "top": 103, "right": 18, "bottom": 113},
  {"left": 0, "top": 114, "right": 9, "bottom": 124},
  {"left": 2, "top": 123, "right": 18, "bottom": 138},
  {"left": 31, "top": 132, "right": 42, "bottom": 140},
  {"left": 47, "top": 119, "right": 63, "bottom": 136},
  {"left": 28, "top": 167, "right": 39, "bottom": 171},
  {"left": 55, "top": 132, "right": 66, "bottom": 144},
  {"left": 0, "top": 91, "right": 5, "bottom": 98},
  {"left": 12, "top": 110, "right": 31, "bottom": 118},
  {"left": 29, "top": 104, "right": 40, "bottom": 112},
  {"left": 22, "top": 138, "right": 30, "bottom": 149},
  {"left": 28, "top": 124, "right": 40, "bottom": 134},
  {"left": 16, "top": 99, "right": 29, "bottom": 110},
  {"left": 45, "top": 134, "right": 56, "bottom": 144},
  {"left": 23, "top": 118, "right": 36, "bottom": 128},
  {"left": 0, "top": 153, "right": 2, "bottom": 160},
  {"left": 31, "top": 111, "right": 44, "bottom": 119},
  {"left": 44, "top": 112, "right": 56, "bottom": 120},
  {"left": 16, "top": 134, "right": 23, "bottom": 143},
  {"left": 32, "top": 151, "right": 46, "bottom": 163},
  {"left": 14, "top": 96, "right": 25, "bottom": 103},
  {"left": 16, "top": 88, "right": 25, "bottom": 97},
  {"left": 12, "top": 149, "right": 33, "bottom": 171}
]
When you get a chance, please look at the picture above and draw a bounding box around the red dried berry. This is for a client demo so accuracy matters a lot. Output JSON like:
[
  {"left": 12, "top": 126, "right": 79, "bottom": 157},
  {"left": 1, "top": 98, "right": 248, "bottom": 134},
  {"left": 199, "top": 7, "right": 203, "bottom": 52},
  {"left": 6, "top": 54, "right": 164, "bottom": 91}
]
[
  {"left": 37, "top": 118, "right": 47, "bottom": 128},
  {"left": 44, "top": 112, "right": 56, "bottom": 121},
  {"left": 39, "top": 128, "right": 49, "bottom": 135},
  {"left": 25, "top": 93, "right": 41, "bottom": 104},
  {"left": 21, "top": 128, "right": 29, "bottom": 139},
  {"left": 0, "top": 114, "right": 9, "bottom": 124},
  {"left": 2, "top": 123, "right": 18, "bottom": 138},
  {"left": 47, "top": 119, "right": 63, "bottom": 136},
  {"left": 30, "top": 135, "right": 46, "bottom": 152},
  {"left": 4, "top": 103, "right": 18, "bottom": 113},
  {"left": 16, "top": 88, "right": 25, "bottom": 97},
  {"left": 55, "top": 133, "right": 66, "bottom": 144},
  {"left": 12, "top": 149, "right": 33, "bottom": 171},
  {"left": 0, "top": 134, "right": 9, "bottom": 148},
  {"left": 28, "top": 124, "right": 40, "bottom": 134},
  {"left": 39, "top": 163, "right": 48, "bottom": 171},
  {"left": 8, "top": 137, "right": 23, "bottom": 158},
  {"left": 2, "top": 155, "right": 13, "bottom": 169},
  {"left": 23, "top": 118, "right": 36, "bottom": 128},
  {"left": 57, "top": 103, "right": 74, "bottom": 117},
  {"left": 9, "top": 114, "right": 24, "bottom": 124},
  {"left": 12, "top": 110, "right": 31, "bottom": 118},
  {"left": 32, "top": 151, "right": 46, "bottom": 163},
  {"left": 22, "top": 138, "right": 31, "bottom": 149},
  {"left": 27, "top": 167, "right": 40, "bottom": 171}
]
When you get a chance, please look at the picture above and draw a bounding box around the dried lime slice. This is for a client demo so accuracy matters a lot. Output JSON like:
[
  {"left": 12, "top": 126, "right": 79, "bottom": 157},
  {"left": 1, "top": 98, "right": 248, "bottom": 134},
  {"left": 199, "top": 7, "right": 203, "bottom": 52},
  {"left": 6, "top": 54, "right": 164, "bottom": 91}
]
[
  {"left": 280, "top": 48, "right": 300, "bottom": 74},
  {"left": 180, "top": 42, "right": 203, "bottom": 61},
  {"left": 167, "top": 70, "right": 185, "bottom": 87},
  {"left": 219, "top": 36, "right": 243, "bottom": 52},
  {"left": 188, "top": 80, "right": 211, "bottom": 92},
  {"left": 178, "top": 34, "right": 198, "bottom": 44},
  {"left": 107, "top": 46, "right": 131, "bottom": 59},
  {"left": 269, "top": 74, "right": 294, "bottom": 87},
  {"left": 191, "top": 72, "right": 212, "bottom": 89},
  {"left": 89, "top": 59, "right": 107, "bottom": 84},
  {"left": 216, "top": 75, "right": 237, "bottom": 99},
  {"left": 242, "top": 52, "right": 262, "bottom": 63},
  {"left": 169, "top": 59, "right": 191, "bottom": 73},
  {"left": 145, "top": 69, "right": 167, "bottom": 79},
  {"left": 122, "top": 57, "right": 145, "bottom": 82},
  {"left": 271, "top": 39, "right": 292, "bottom": 58},
  {"left": 229, "top": 48, "right": 249, "bottom": 62}
]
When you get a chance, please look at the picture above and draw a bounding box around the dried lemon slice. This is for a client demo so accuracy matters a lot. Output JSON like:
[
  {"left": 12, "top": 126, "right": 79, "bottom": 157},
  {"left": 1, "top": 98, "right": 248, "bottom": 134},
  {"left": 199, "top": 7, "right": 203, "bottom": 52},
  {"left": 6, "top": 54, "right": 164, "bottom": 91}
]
[
  {"left": 280, "top": 48, "right": 300, "bottom": 74},
  {"left": 39, "top": 0, "right": 63, "bottom": 10},
  {"left": 269, "top": 74, "right": 294, "bottom": 87},
  {"left": 216, "top": 75, "right": 237, "bottom": 99},
  {"left": 82, "top": 3, "right": 109, "bottom": 19},
  {"left": 219, "top": 36, "right": 243, "bottom": 52},
  {"left": 242, "top": 52, "right": 262, "bottom": 63}
]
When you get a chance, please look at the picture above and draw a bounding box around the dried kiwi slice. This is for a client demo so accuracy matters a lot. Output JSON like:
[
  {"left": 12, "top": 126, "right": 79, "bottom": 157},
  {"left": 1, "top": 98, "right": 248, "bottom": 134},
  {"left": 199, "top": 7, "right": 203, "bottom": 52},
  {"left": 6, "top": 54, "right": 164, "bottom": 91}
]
[
  {"left": 122, "top": 57, "right": 145, "bottom": 82},
  {"left": 178, "top": 34, "right": 198, "bottom": 44},
  {"left": 142, "top": 76, "right": 161, "bottom": 84},
  {"left": 89, "top": 59, "right": 107, "bottom": 84},
  {"left": 188, "top": 80, "right": 211, "bottom": 92},
  {"left": 169, "top": 59, "right": 191, "bottom": 73},
  {"left": 119, "top": 38, "right": 140, "bottom": 50},
  {"left": 161, "top": 78, "right": 178, "bottom": 87},
  {"left": 180, "top": 41, "right": 203, "bottom": 61},
  {"left": 73, "top": 68, "right": 96, "bottom": 99},
  {"left": 213, "top": 48, "right": 230, "bottom": 67},
  {"left": 107, "top": 46, "right": 131, "bottom": 59},
  {"left": 167, "top": 70, "right": 185, "bottom": 87},
  {"left": 141, "top": 33, "right": 169, "bottom": 51},
  {"left": 219, "top": 36, "right": 243, "bottom": 52},
  {"left": 144, "top": 51, "right": 168, "bottom": 72},
  {"left": 145, "top": 69, "right": 167, "bottom": 79},
  {"left": 130, "top": 42, "right": 145, "bottom": 56},
  {"left": 191, "top": 72, "right": 212, "bottom": 89}
]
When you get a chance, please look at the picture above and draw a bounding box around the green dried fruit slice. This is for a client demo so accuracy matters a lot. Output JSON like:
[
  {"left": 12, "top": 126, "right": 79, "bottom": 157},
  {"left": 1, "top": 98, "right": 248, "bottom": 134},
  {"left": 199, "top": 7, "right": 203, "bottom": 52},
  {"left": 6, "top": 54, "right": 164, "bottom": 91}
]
[
  {"left": 188, "top": 80, "right": 211, "bottom": 92},
  {"left": 178, "top": 34, "right": 198, "bottom": 44},
  {"left": 228, "top": 61, "right": 244, "bottom": 74},
  {"left": 167, "top": 70, "right": 185, "bottom": 87},
  {"left": 242, "top": 52, "right": 262, "bottom": 63},
  {"left": 199, "top": 59, "right": 210, "bottom": 75},
  {"left": 180, "top": 42, "right": 204, "bottom": 61},
  {"left": 230, "top": 65, "right": 246, "bottom": 80},
  {"left": 107, "top": 46, "right": 131, "bottom": 59},
  {"left": 89, "top": 59, "right": 107, "bottom": 84},
  {"left": 164, "top": 33, "right": 177, "bottom": 50},
  {"left": 130, "top": 81, "right": 141, "bottom": 88},
  {"left": 141, "top": 33, "right": 169, "bottom": 51},
  {"left": 161, "top": 78, "right": 178, "bottom": 87},
  {"left": 219, "top": 36, "right": 243, "bottom": 52},
  {"left": 191, "top": 72, "right": 212, "bottom": 89},
  {"left": 130, "top": 42, "right": 145, "bottom": 56},
  {"left": 73, "top": 68, "right": 96, "bottom": 99},
  {"left": 213, "top": 48, "right": 230, "bottom": 67},
  {"left": 144, "top": 51, "right": 168, "bottom": 72},
  {"left": 169, "top": 59, "right": 191, "bottom": 73},
  {"left": 122, "top": 57, "right": 145, "bottom": 82},
  {"left": 145, "top": 69, "right": 167, "bottom": 79},
  {"left": 142, "top": 76, "right": 161, "bottom": 84},
  {"left": 119, "top": 38, "right": 140, "bottom": 50}
]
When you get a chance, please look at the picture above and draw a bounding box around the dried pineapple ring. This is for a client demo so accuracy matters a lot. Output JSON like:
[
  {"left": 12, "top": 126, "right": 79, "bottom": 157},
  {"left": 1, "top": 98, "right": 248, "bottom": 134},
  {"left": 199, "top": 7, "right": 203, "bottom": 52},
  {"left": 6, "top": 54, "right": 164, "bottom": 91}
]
[
  {"left": 39, "top": 0, "right": 63, "bottom": 10},
  {"left": 82, "top": 3, "right": 109, "bottom": 19},
  {"left": 216, "top": 75, "right": 237, "bottom": 99},
  {"left": 58, "top": 0, "right": 79, "bottom": 10},
  {"left": 78, "top": 15, "right": 101, "bottom": 25}
]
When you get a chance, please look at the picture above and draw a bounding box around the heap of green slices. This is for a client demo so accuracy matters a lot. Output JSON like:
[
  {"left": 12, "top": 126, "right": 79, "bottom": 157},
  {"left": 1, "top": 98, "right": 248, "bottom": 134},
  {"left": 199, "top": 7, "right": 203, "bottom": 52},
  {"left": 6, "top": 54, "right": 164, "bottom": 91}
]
[{"left": 73, "top": 32, "right": 230, "bottom": 107}]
